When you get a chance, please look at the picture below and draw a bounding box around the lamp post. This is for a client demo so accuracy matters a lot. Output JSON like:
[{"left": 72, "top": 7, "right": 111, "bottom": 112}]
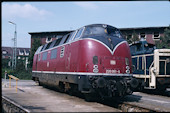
[{"left": 9, "top": 21, "right": 17, "bottom": 70}]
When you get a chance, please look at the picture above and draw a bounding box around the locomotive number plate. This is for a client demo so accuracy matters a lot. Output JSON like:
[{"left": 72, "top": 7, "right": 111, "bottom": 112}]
[{"left": 106, "top": 69, "right": 120, "bottom": 74}]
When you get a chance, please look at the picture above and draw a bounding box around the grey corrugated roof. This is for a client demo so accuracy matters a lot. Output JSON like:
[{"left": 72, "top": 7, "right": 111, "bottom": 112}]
[
  {"left": 28, "top": 30, "right": 73, "bottom": 35},
  {"left": 28, "top": 26, "right": 168, "bottom": 35},
  {"left": 119, "top": 26, "right": 168, "bottom": 30}
]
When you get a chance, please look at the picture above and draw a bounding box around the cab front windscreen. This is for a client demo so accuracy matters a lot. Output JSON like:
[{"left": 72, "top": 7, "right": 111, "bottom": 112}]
[{"left": 82, "top": 26, "right": 123, "bottom": 39}]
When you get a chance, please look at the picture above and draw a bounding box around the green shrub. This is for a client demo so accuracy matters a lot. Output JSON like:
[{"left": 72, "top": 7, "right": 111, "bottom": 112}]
[{"left": 2, "top": 68, "right": 32, "bottom": 80}]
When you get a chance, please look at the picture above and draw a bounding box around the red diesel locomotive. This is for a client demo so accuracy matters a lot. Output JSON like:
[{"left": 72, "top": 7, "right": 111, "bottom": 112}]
[{"left": 32, "top": 24, "right": 138, "bottom": 100}]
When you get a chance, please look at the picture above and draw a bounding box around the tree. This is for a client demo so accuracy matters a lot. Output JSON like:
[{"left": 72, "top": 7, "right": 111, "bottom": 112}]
[
  {"left": 28, "top": 38, "right": 41, "bottom": 68},
  {"left": 2, "top": 58, "right": 11, "bottom": 69},
  {"left": 16, "top": 59, "right": 25, "bottom": 72},
  {"left": 127, "top": 32, "right": 140, "bottom": 44},
  {"left": 126, "top": 34, "right": 133, "bottom": 44},
  {"left": 131, "top": 32, "right": 140, "bottom": 42},
  {"left": 155, "top": 25, "right": 170, "bottom": 49}
]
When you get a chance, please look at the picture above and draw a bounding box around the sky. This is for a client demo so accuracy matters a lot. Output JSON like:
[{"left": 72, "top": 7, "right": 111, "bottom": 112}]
[{"left": 2, "top": 1, "right": 170, "bottom": 48}]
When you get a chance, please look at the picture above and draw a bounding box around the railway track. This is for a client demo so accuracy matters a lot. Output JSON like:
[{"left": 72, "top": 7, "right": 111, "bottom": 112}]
[
  {"left": 141, "top": 89, "right": 170, "bottom": 97},
  {"left": 116, "top": 101, "right": 164, "bottom": 112},
  {"left": 2, "top": 96, "right": 30, "bottom": 113},
  {"left": 2, "top": 80, "right": 170, "bottom": 112},
  {"left": 41, "top": 85, "right": 165, "bottom": 112},
  {"left": 96, "top": 98, "right": 165, "bottom": 112},
  {"left": 93, "top": 89, "right": 170, "bottom": 112},
  {"left": 118, "top": 102, "right": 157, "bottom": 112},
  {"left": 27, "top": 85, "right": 169, "bottom": 112},
  {"left": 2, "top": 94, "right": 164, "bottom": 112}
]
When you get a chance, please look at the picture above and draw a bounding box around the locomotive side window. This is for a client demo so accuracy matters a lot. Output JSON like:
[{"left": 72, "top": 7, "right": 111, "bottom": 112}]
[
  {"left": 63, "top": 34, "right": 71, "bottom": 43},
  {"left": 45, "top": 41, "right": 52, "bottom": 50},
  {"left": 49, "top": 40, "right": 56, "bottom": 48},
  {"left": 139, "top": 57, "right": 142, "bottom": 70},
  {"left": 137, "top": 57, "right": 139, "bottom": 70},
  {"left": 42, "top": 52, "right": 48, "bottom": 60},
  {"left": 35, "top": 46, "right": 43, "bottom": 54},
  {"left": 40, "top": 45, "right": 45, "bottom": 51},
  {"left": 142, "top": 56, "right": 145, "bottom": 70},
  {"left": 51, "top": 48, "right": 57, "bottom": 59},
  {"left": 138, "top": 56, "right": 145, "bottom": 70},
  {"left": 69, "top": 31, "right": 77, "bottom": 42},
  {"left": 73, "top": 27, "right": 84, "bottom": 40},
  {"left": 59, "top": 33, "right": 72, "bottom": 44},
  {"left": 54, "top": 38, "right": 62, "bottom": 47}
]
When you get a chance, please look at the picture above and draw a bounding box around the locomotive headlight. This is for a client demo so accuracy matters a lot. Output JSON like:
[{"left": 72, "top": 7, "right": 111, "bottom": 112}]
[
  {"left": 125, "top": 58, "right": 129, "bottom": 65},
  {"left": 88, "top": 41, "right": 93, "bottom": 49}
]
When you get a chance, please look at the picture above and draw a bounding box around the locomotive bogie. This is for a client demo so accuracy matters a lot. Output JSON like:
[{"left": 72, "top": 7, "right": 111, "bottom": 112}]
[{"left": 32, "top": 71, "right": 137, "bottom": 98}]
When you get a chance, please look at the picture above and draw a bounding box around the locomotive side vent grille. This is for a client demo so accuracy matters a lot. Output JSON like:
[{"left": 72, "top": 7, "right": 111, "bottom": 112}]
[{"left": 60, "top": 46, "right": 65, "bottom": 58}]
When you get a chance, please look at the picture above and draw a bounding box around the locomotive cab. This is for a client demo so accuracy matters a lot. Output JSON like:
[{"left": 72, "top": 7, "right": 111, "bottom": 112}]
[
  {"left": 130, "top": 38, "right": 156, "bottom": 56},
  {"left": 82, "top": 24, "right": 125, "bottom": 51},
  {"left": 130, "top": 39, "right": 170, "bottom": 91}
]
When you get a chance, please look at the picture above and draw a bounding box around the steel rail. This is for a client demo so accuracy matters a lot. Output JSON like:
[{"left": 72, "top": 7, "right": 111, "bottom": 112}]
[{"left": 2, "top": 96, "right": 30, "bottom": 113}]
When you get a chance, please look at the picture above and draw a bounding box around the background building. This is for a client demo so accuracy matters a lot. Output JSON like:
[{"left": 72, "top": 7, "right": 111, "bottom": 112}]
[
  {"left": 29, "top": 26, "right": 168, "bottom": 49},
  {"left": 120, "top": 26, "right": 167, "bottom": 43},
  {"left": 28, "top": 31, "right": 73, "bottom": 48},
  {"left": 2, "top": 47, "right": 30, "bottom": 69}
]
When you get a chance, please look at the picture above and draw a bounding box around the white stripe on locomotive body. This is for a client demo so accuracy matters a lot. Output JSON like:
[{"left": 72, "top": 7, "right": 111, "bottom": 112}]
[
  {"left": 32, "top": 71, "right": 132, "bottom": 77},
  {"left": 35, "top": 38, "right": 128, "bottom": 55},
  {"left": 85, "top": 38, "right": 127, "bottom": 55}
]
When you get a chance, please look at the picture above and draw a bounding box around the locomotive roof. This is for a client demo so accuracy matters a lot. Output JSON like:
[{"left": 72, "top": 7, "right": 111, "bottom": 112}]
[
  {"left": 129, "top": 38, "right": 156, "bottom": 56},
  {"left": 83, "top": 24, "right": 117, "bottom": 29},
  {"left": 35, "top": 24, "right": 123, "bottom": 54},
  {"left": 129, "top": 38, "right": 155, "bottom": 46}
]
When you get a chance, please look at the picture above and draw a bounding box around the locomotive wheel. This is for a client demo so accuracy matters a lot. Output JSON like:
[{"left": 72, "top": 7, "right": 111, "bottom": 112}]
[
  {"left": 67, "top": 88, "right": 75, "bottom": 96},
  {"left": 58, "top": 82, "right": 65, "bottom": 93},
  {"left": 84, "top": 93, "right": 97, "bottom": 102},
  {"left": 38, "top": 81, "right": 43, "bottom": 86},
  {"left": 156, "top": 87, "right": 166, "bottom": 94},
  {"left": 155, "top": 83, "right": 167, "bottom": 94},
  {"left": 138, "top": 86, "right": 144, "bottom": 92},
  {"left": 65, "top": 83, "right": 78, "bottom": 96}
]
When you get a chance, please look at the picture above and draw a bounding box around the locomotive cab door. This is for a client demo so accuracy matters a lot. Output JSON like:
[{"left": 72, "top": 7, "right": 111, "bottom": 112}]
[
  {"left": 65, "top": 45, "right": 71, "bottom": 72},
  {"left": 63, "top": 34, "right": 72, "bottom": 72}
]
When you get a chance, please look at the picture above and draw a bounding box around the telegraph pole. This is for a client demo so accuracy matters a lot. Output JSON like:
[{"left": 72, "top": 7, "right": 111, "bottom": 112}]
[{"left": 9, "top": 21, "right": 17, "bottom": 70}]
